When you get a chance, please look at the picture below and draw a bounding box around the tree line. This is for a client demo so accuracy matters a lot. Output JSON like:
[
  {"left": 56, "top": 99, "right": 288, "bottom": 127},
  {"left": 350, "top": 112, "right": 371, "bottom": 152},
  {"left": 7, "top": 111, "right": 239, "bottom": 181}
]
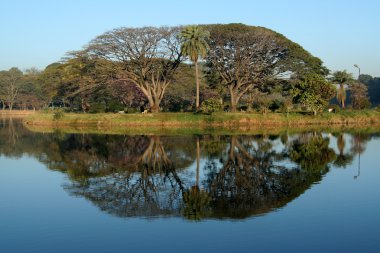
[{"left": 0, "top": 23, "right": 376, "bottom": 113}]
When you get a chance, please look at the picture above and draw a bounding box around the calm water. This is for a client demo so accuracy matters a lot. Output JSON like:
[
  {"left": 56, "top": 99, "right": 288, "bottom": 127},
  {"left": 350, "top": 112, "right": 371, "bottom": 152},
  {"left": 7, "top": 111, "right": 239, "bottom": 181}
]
[{"left": 1, "top": 119, "right": 380, "bottom": 253}]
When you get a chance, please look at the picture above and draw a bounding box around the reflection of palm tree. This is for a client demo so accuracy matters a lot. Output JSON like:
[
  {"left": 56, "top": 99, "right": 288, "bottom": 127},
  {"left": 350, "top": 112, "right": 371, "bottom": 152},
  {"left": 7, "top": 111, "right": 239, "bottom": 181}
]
[
  {"left": 334, "top": 134, "right": 354, "bottom": 168},
  {"left": 182, "top": 186, "right": 211, "bottom": 221},
  {"left": 182, "top": 136, "right": 211, "bottom": 221}
]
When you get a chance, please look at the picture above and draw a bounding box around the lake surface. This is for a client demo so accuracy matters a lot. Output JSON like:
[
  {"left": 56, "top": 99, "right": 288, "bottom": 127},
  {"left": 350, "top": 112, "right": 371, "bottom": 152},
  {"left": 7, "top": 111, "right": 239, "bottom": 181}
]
[{"left": 1, "top": 118, "right": 380, "bottom": 253}]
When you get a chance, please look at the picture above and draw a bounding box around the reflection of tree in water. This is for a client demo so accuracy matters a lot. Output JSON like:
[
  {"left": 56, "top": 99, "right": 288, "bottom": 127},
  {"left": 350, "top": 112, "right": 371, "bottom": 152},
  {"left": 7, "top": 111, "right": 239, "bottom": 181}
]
[
  {"left": 0, "top": 117, "right": 20, "bottom": 158},
  {"left": 290, "top": 133, "right": 336, "bottom": 173},
  {"left": 203, "top": 135, "right": 334, "bottom": 219},
  {"left": 0, "top": 122, "right": 375, "bottom": 220},
  {"left": 182, "top": 137, "right": 211, "bottom": 221},
  {"left": 333, "top": 134, "right": 354, "bottom": 168},
  {"left": 64, "top": 136, "right": 191, "bottom": 217}
]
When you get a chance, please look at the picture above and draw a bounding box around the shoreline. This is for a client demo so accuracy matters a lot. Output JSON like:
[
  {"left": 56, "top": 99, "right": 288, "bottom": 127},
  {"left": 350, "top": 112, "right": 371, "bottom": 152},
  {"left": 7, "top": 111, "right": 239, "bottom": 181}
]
[
  {"left": 22, "top": 111, "right": 380, "bottom": 135},
  {"left": 0, "top": 110, "right": 36, "bottom": 117}
]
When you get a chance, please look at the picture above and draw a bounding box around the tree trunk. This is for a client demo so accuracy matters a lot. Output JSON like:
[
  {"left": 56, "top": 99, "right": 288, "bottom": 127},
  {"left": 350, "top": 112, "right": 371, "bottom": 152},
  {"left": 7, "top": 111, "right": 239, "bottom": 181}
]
[
  {"left": 150, "top": 103, "right": 159, "bottom": 113},
  {"left": 339, "top": 84, "right": 345, "bottom": 109},
  {"left": 230, "top": 90, "right": 238, "bottom": 112},
  {"left": 195, "top": 61, "right": 200, "bottom": 111}
]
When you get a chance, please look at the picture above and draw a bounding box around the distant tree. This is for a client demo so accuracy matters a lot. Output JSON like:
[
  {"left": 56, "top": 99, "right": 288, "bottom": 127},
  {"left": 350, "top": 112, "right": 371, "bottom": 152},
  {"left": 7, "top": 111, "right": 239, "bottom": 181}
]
[
  {"left": 291, "top": 73, "right": 336, "bottom": 115},
  {"left": 39, "top": 63, "right": 65, "bottom": 108},
  {"left": 18, "top": 68, "right": 45, "bottom": 110},
  {"left": 350, "top": 82, "right": 371, "bottom": 109},
  {"left": 358, "top": 74, "right": 373, "bottom": 84},
  {"left": 331, "top": 70, "right": 354, "bottom": 109},
  {"left": 180, "top": 25, "right": 209, "bottom": 111},
  {"left": 84, "top": 26, "right": 183, "bottom": 112},
  {"left": 0, "top": 67, "right": 23, "bottom": 111},
  {"left": 362, "top": 76, "right": 380, "bottom": 107}
]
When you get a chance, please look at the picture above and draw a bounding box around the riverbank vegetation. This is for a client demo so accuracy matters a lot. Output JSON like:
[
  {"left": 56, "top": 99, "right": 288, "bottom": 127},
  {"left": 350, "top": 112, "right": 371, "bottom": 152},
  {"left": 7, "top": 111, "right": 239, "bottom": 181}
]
[
  {"left": 24, "top": 110, "right": 380, "bottom": 129},
  {"left": 1, "top": 23, "right": 379, "bottom": 120}
]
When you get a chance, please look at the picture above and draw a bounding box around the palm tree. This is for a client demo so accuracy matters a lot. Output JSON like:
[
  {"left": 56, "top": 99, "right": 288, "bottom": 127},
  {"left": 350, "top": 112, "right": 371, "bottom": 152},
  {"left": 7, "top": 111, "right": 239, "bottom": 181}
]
[
  {"left": 180, "top": 25, "right": 209, "bottom": 111},
  {"left": 331, "top": 70, "right": 354, "bottom": 109}
]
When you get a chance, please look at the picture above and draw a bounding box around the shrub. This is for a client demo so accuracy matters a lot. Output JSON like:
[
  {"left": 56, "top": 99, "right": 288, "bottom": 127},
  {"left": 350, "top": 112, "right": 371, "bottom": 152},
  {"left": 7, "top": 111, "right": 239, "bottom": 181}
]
[
  {"left": 106, "top": 101, "right": 125, "bottom": 113},
  {"left": 53, "top": 109, "right": 64, "bottom": 120},
  {"left": 125, "top": 107, "right": 140, "bottom": 113},
  {"left": 89, "top": 103, "right": 106, "bottom": 113},
  {"left": 200, "top": 98, "right": 222, "bottom": 114}
]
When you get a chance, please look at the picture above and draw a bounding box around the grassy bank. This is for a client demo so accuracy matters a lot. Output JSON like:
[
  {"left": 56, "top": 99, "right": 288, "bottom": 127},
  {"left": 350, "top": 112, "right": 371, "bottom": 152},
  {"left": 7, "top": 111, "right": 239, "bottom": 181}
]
[
  {"left": 25, "top": 123, "right": 380, "bottom": 136},
  {"left": 1, "top": 110, "right": 36, "bottom": 117},
  {"left": 23, "top": 110, "right": 380, "bottom": 134}
]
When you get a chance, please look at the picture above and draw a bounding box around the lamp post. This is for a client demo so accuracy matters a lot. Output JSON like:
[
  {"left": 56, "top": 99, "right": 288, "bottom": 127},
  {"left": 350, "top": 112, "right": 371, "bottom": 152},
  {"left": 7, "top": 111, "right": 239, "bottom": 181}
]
[{"left": 354, "top": 64, "right": 361, "bottom": 80}]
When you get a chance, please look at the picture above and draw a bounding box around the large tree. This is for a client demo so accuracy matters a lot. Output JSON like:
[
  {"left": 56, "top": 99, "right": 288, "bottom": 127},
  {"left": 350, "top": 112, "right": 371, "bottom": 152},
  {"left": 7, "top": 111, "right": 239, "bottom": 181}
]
[
  {"left": 84, "top": 26, "right": 183, "bottom": 112},
  {"left": 206, "top": 24, "right": 288, "bottom": 112},
  {"left": 180, "top": 25, "right": 209, "bottom": 111},
  {"left": 331, "top": 70, "right": 354, "bottom": 109},
  {"left": 204, "top": 24, "right": 330, "bottom": 112}
]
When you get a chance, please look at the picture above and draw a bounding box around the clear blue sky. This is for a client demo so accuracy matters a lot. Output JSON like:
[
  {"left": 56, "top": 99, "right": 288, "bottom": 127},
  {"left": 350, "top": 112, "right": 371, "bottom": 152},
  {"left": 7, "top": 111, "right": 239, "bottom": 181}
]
[{"left": 1, "top": 0, "right": 379, "bottom": 76}]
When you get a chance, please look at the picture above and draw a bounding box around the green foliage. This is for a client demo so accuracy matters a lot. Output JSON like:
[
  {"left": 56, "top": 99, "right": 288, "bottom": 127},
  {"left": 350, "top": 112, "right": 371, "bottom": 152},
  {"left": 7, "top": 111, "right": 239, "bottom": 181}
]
[
  {"left": 53, "top": 109, "right": 65, "bottom": 120},
  {"left": 290, "top": 134, "right": 336, "bottom": 173},
  {"left": 182, "top": 187, "right": 211, "bottom": 221},
  {"left": 106, "top": 100, "right": 125, "bottom": 113},
  {"left": 180, "top": 25, "right": 210, "bottom": 62},
  {"left": 200, "top": 98, "right": 222, "bottom": 114},
  {"left": 162, "top": 94, "right": 191, "bottom": 112},
  {"left": 331, "top": 70, "right": 354, "bottom": 85},
  {"left": 88, "top": 103, "right": 107, "bottom": 114},
  {"left": 292, "top": 73, "right": 336, "bottom": 115},
  {"left": 331, "top": 70, "right": 354, "bottom": 108}
]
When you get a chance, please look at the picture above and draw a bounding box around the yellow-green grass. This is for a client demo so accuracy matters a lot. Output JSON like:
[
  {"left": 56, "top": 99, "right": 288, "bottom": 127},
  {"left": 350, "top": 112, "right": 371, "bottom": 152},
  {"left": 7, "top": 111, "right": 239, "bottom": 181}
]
[
  {"left": 23, "top": 110, "right": 380, "bottom": 135},
  {"left": 0, "top": 110, "right": 36, "bottom": 117}
]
